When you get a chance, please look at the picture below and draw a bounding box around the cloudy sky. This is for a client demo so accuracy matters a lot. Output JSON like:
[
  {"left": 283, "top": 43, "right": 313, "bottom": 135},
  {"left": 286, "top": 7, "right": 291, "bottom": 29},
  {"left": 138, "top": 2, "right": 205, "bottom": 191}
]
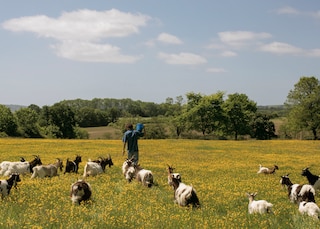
[{"left": 1, "top": 1, "right": 320, "bottom": 106}]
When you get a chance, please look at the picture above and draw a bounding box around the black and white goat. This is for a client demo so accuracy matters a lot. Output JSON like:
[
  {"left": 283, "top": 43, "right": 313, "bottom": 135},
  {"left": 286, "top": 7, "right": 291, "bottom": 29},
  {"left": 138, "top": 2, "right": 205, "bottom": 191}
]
[
  {"left": 0, "top": 173, "right": 21, "bottom": 199},
  {"left": 171, "top": 176, "right": 200, "bottom": 209},
  {"left": 246, "top": 192, "right": 273, "bottom": 214},
  {"left": 280, "top": 174, "right": 315, "bottom": 203},
  {"left": 31, "top": 158, "right": 63, "bottom": 179},
  {"left": 70, "top": 180, "right": 92, "bottom": 204},
  {"left": 167, "top": 165, "right": 181, "bottom": 188},
  {"left": 301, "top": 168, "right": 320, "bottom": 190},
  {"left": 257, "top": 164, "right": 279, "bottom": 174},
  {"left": 64, "top": 155, "right": 82, "bottom": 174},
  {"left": 0, "top": 155, "right": 42, "bottom": 176},
  {"left": 83, "top": 155, "right": 114, "bottom": 177}
]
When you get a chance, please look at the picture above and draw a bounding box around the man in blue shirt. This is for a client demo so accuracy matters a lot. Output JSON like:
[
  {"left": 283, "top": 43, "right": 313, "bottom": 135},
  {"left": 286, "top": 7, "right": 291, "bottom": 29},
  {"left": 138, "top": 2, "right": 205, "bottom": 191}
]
[{"left": 122, "top": 123, "right": 144, "bottom": 165}]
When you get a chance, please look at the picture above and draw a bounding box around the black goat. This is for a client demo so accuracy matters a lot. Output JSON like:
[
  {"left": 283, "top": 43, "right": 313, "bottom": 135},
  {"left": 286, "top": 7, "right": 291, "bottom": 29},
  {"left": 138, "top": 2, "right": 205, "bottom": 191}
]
[
  {"left": 301, "top": 168, "right": 320, "bottom": 190},
  {"left": 64, "top": 155, "right": 82, "bottom": 174}
]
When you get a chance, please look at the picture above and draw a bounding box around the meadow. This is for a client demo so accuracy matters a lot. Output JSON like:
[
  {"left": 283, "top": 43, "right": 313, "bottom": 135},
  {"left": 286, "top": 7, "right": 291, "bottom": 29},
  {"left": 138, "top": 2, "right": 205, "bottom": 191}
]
[{"left": 0, "top": 139, "right": 320, "bottom": 228}]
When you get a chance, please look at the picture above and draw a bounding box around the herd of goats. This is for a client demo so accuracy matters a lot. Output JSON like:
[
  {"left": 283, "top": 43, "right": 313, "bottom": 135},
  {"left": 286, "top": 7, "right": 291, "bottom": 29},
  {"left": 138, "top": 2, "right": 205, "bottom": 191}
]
[
  {"left": 250, "top": 164, "right": 320, "bottom": 219},
  {"left": 3, "top": 154, "right": 320, "bottom": 218},
  {"left": 0, "top": 155, "right": 201, "bottom": 209}
]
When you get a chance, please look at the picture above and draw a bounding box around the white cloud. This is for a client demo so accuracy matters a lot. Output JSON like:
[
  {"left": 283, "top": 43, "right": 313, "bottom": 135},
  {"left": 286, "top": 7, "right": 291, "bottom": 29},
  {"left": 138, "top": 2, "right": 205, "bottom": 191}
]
[
  {"left": 220, "top": 51, "right": 237, "bottom": 57},
  {"left": 158, "top": 52, "right": 207, "bottom": 65},
  {"left": 218, "top": 31, "right": 272, "bottom": 48},
  {"left": 259, "top": 42, "right": 303, "bottom": 55},
  {"left": 275, "top": 6, "right": 300, "bottom": 15},
  {"left": 52, "top": 41, "right": 142, "bottom": 63},
  {"left": 206, "top": 68, "right": 227, "bottom": 73},
  {"left": 157, "top": 33, "right": 183, "bottom": 45},
  {"left": 2, "top": 9, "right": 150, "bottom": 63}
]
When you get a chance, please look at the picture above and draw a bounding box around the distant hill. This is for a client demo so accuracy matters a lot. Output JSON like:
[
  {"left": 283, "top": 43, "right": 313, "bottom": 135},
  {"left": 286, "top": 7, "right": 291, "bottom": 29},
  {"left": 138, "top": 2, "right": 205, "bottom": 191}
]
[{"left": 4, "top": 104, "right": 26, "bottom": 112}]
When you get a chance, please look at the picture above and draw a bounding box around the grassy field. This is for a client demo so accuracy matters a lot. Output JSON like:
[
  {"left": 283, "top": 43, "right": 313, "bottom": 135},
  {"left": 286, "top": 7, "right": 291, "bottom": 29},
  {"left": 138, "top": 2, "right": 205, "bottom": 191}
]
[{"left": 0, "top": 139, "right": 320, "bottom": 228}]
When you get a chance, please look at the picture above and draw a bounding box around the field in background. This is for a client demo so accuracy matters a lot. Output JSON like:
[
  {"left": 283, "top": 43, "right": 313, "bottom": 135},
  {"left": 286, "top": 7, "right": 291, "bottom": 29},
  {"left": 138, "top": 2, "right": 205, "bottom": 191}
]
[
  {"left": 0, "top": 139, "right": 319, "bottom": 228},
  {"left": 84, "top": 126, "right": 122, "bottom": 139}
]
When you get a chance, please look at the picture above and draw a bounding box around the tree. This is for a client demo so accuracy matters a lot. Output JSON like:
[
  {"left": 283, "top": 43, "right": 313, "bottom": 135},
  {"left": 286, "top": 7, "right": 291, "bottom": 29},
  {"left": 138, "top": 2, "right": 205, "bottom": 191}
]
[
  {"left": 286, "top": 76, "right": 320, "bottom": 140},
  {"left": 0, "top": 105, "right": 17, "bottom": 136},
  {"left": 49, "top": 103, "right": 76, "bottom": 139},
  {"left": 223, "top": 93, "right": 257, "bottom": 140},
  {"left": 184, "top": 92, "right": 225, "bottom": 136},
  {"left": 15, "top": 108, "right": 41, "bottom": 138},
  {"left": 251, "top": 113, "right": 276, "bottom": 140}
]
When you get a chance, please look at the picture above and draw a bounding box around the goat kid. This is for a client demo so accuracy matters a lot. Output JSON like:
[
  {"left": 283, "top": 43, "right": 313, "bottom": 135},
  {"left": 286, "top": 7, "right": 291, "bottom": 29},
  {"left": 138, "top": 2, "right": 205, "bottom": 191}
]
[
  {"left": 171, "top": 176, "right": 200, "bottom": 209},
  {"left": 246, "top": 192, "right": 273, "bottom": 214},
  {"left": 31, "top": 158, "right": 63, "bottom": 179},
  {"left": 257, "top": 164, "right": 279, "bottom": 174},
  {"left": 299, "top": 201, "right": 320, "bottom": 219},
  {"left": 0, "top": 173, "right": 21, "bottom": 199},
  {"left": 2, "top": 155, "right": 42, "bottom": 176},
  {"left": 280, "top": 174, "right": 315, "bottom": 203},
  {"left": 64, "top": 155, "right": 82, "bottom": 174},
  {"left": 167, "top": 165, "right": 181, "bottom": 188},
  {"left": 301, "top": 168, "right": 320, "bottom": 190},
  {"left": 70, "top": 180, "right": 92, "bottom": 205}
]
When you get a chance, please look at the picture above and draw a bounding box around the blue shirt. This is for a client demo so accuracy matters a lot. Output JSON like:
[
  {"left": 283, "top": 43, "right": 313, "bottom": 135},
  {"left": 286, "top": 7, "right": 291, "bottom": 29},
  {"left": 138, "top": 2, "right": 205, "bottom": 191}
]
[{"left": 123, "top": 130, "right": 144, "bottom": 153}]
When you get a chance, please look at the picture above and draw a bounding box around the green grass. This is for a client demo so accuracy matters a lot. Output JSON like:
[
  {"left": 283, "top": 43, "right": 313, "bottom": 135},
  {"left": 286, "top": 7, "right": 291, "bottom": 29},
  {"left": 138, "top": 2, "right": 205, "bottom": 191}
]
[{"left": 0, "top": 139, "right": 319, "bottom": 228}]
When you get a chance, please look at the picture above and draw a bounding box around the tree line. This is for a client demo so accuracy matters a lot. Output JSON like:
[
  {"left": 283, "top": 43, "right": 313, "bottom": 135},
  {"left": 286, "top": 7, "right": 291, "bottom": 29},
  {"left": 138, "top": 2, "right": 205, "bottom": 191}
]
[{"left": 1, "top": 76, "right": 319, "bottom": 140}]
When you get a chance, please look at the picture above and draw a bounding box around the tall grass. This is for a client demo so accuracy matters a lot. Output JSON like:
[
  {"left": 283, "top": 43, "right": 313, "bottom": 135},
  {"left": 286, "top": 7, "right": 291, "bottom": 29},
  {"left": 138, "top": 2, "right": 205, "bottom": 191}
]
[{"left": 0, "top": 139, "right": 319, "bottom": 228}]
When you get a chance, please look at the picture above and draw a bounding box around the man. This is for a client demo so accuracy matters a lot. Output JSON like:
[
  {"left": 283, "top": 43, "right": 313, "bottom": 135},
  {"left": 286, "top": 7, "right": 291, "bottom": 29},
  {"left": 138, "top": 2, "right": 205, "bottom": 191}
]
[{"left": 122, "top": 123, "right": 144, "bottom": 165}]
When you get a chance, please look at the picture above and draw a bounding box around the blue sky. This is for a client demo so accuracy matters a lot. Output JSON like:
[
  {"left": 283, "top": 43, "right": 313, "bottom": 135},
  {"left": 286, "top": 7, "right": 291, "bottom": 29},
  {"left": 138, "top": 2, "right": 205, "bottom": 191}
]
[{"left": 1, "top": 1, "right": 320, "bottom": 106}]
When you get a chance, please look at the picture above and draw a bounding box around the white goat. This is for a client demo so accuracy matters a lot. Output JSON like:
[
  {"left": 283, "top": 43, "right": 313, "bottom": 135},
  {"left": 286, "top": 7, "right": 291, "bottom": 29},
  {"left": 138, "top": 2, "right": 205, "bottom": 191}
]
[
  {"left": 0, "top": 173, "right": 21, "bottom": 199},
  {"left": 2, "top": 156, "right": 42, "bottom": 176},
  {"left": 83, "top": 156, "right": 114, "bottom": 177},
  {"left": 70, "top": 180, "right": 92, "bottom": 205},
  {"left": 257, "top": 164, "right": 279, "bottom": 174},
  {"left": 122, "top": 158, "right": 135, "bottom": 182},
  {"left": 0, "top": 157, "right": 28, "bottom": 176},
  {"left": 135, "top": 165, "right": 154, "bottom": 188},
  {"left": 299, "top": 201, "right": 320, "bottom": 219},
  {"left": 246, "top": 192, "right": 273, "bottom": 214},
  {"left": 167, "top": 165, "right": 181, "bottom": 188},
  {"left": 31, "top": 158, "right": 63, "bottom": 179},
  {"left": 171, "top": 176, "right": 200, "bottom": 209}
]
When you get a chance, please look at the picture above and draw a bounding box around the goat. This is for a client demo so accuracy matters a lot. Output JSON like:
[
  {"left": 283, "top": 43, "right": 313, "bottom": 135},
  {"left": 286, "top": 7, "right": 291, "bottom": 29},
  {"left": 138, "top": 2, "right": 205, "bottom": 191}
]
[
  {"left": 83, "top": 155, "right": 113, "bottom": 177},
  {"left": 2, "top": 155, "right": 42, "bottom": 176},
  {"left": 122, "top": 157, "right": 135, "bottom": 182},
  {"left": 171, "top": 176, "right": 200, "bottom": 209},
  {"left": 134, "top": 164, "right": 154, "bottom": 188},
  {"left": 299, "top": 201, "right": 320, "bottom": 219},
  {"left": 301, "top": 168, "right": 320, "bottom": 190},
  {"left": 246, "top": 192, "right": 273, "bottom": 214},
  {"left": 280, "top": 174, "right": 315, "bottom": 203},
  {"left": 91, "top": 155, "right": 114, "bottom": 171},
  {"left": 167, "top": 165, "right": 181, "bottom": 188},
  {"left": 64, "top": 155, "right": 82, "bottom": 174},
  {"left": 31, "top": 158, "right": 63, "bottom": 179},
  {"left": 70, "top": 180, "right": 92, "bottom": 205},
  {"left": 257, "top": 164, "right": 279, "bottom": 174},
  {"left": 0, "top": 173, "right": 21, "bottom": 199},
  {"left": 0, "top": 157, "right": 34, "bottom": 176}
]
